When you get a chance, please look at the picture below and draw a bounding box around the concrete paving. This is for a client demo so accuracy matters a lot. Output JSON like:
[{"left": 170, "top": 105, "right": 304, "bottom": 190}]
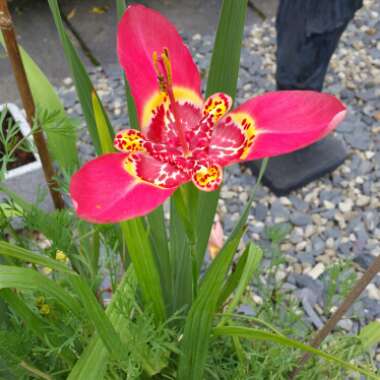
[{"left": 0, "top": 0, "right": 278, "bottom": 104}]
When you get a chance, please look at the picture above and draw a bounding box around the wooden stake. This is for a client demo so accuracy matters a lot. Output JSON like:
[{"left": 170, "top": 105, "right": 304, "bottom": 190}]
[
  {"left": 290, "top": 253, "right": 380, "bottom": 378},
  {"left": 0, "top": 0, "right": 64, "bottom": 209}
]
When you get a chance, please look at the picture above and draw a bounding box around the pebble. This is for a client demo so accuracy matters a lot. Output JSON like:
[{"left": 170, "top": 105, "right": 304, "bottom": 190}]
[
  {"left": 339, "top": 199, "right": 353, "bottom": 213},
  {"left": 367, "top": 284, "right": 380, "bottom": 300},
  {"left": 306, "top": 263, "right": 326, "bottom": 280}
]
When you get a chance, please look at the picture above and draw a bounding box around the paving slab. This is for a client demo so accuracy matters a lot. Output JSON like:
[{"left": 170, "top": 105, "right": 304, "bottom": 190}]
[
  {"left": 0, "top": 0, "right": 90, "bottom": 104},
  {"left": 1, "top": 0, "right": 278, "bottom": 105},
  {"left": 59, "top": 0, "right": 268, "bottom": 67}
]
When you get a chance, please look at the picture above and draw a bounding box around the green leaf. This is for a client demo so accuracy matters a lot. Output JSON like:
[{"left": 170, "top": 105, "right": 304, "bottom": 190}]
[
  {"left": 359, "top": 321, "right": 380, "bottom": 351},
  {"left": 116, "top": 0, "right": 126, "bottom": 19},
  {"left": 169, "top": 198, "right": 193, "bottom": 315},
  {"left": 195, "top": 0, "right": 248, "bottom": 267},
  {"left": 69, "top": 276, "right": 127, "bottom": 363},
  {"left": 0, "top": 289, "right": 46, "bottom": 336},
  {"left": 0, "top": 35, "right": 78, "bottom": 172},
  {"left": 121, "top": 219, "right": 166, "bottom": 323},
  {"left": 147, "top": 206, "right": 172, "bottom": 310},
  {"left": 91, "top": 91, "right": 115, "bottom": 154},
  {"left": 0, "top": 265, "right": 82, "bottom": 318},
  {"left": 47, "top": 0, "right": 114, "bottom": 155},
  {"left": 0, "top": 241, "right": 72, "bottom": 274},
  {"left": 115, "top": 0, "right": 139, "bottom": 130},
  {"left": 219, "top": 243, "right": 262, "bottom": 322},
  {"left": 177, "top": 224, "right": 246, "bottom": 379},
  {"left": 213, "top": 326, "right": 379, "bottom": 379},
  {"left": 178, "top": 158, "right": 267, "bottom": 379},
  {"left": 68, "top": 272, "right": 160, "bottom": 379},
  {"left": 217, "top": 248, "right": 248, "bottom": 308}
]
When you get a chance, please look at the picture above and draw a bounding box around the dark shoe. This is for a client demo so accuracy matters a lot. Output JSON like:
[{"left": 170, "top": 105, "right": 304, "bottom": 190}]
[{"left": 245, "top": 135, "right": 348, "bottom": 196}]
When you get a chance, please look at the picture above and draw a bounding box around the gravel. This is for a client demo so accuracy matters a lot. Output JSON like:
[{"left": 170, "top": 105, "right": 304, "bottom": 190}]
[{"left": 56, "top": 0, "right": 380, "bottom": 349}]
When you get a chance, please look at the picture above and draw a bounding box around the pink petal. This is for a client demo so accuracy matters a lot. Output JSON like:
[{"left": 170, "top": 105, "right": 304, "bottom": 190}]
[
  {"left": 117, "top": 5, "right": 203, "bottom": 132},
  {"left": 70, "top": 153, "right": 176, "bottom": 224},
  {"left": 241, "top": 91, "right": 346, "bottom": 161},
  {"left": 209, "top": 91, "right": 346, "bottom": 166}
]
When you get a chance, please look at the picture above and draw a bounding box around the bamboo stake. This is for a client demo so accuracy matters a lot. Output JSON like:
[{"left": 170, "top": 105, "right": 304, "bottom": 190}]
[
  {"left": 290, "top": 253, "right": 380, "bottom": 378},
  {"left": 0, "top": 0, "right": 64, "bottom": 209}
]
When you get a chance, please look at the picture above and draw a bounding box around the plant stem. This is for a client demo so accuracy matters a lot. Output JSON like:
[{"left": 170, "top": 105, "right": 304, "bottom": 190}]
[
  {"left": 290, "top": 253, "right": 380, "bottom": 378},
  {"left": 19, "top": 360, "right": 52, "bottom": 380},
  {"left": 0, "top": 0, "right": 64, "bottom": 209}
]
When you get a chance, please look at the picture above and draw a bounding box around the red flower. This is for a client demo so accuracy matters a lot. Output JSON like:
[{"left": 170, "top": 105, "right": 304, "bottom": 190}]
[{"left": 70, "top": 4, "right": 346, "bottom": 223}]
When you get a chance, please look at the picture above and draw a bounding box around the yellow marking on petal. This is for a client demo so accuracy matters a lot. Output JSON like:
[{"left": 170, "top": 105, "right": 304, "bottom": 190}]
[
  {"left": 122, "top": 155, "right": 168, "bottom": 189},
  {"left": 203, "top": 93, "right": 232, "bottom": 124},
  {"left": 192, "top": 164, "right": 222, "bottom": 191},
  {"left": 114, "top": 130, "right": 146, "bottom": 153},
  {"left": 230, "top": 112, "right": 257, "bottom": 160},
  {"left": 141, "top": 86, "right": 203, "bottom": 130}
]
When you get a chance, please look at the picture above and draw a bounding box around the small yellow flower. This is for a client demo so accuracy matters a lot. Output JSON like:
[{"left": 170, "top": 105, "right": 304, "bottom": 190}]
[
  {"left": 55, "top": 250, "right": 69, "bottom": 264},
  {"left": 39, "top": 304, "right": 51, "bottom": 316},
  {"left": 35, "top": 296, "right": 45, "bottom": 307}
]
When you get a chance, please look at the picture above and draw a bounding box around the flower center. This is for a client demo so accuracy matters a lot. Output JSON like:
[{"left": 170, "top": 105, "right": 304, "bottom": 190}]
[{"left": 152, "top": 48, "right": 190, "bottom": 155}]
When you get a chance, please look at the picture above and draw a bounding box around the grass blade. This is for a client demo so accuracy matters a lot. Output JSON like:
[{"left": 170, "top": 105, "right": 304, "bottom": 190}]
[
  {"left": 68, "top": 272, "right": 161, "bottom": 379},
  {"left": 121, "top": 219, "right": 166, "bottom": 323},
  {"left": 92, "top": 91, "right": 114, "bottom": 153},
  {"left": 116, "top": 0, "right": 139, "bottom": 130},
  {"left": 47, "top": 0, "right": 114, "bottom": 155},
  {"left": 0, "top": 241, "right": 72, "bottom": 274},
  {"left": 0, "top": 265, "right": 82, "bottom": 318},
  {"left": 0, "top": 288, "right": 46, "bottom": 335},
  {"left": 178, "top": 159, "right": 267, "bottom": 379},
  {"left": 170, "top": 198, "right": 193, "bottom": 314},
  {"left": 213, "top": 326, "right": 379, "bottom": 379},
  {"left": 177, "top": 225, "right": 246, "bottom": 379},
  {"left": 146, "top": 206, "right": 172, "bottom": 311},
  {"left": 195, "top": 0, "right": 248, "bottom": 267},
  {"left": 221, "top": 243, "right": 262, "bottom": 320}
]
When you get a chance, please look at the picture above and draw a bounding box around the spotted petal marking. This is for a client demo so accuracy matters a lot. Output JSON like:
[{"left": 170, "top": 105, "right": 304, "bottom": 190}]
[
  {"left": 192, "top": 163, "right": 223, "bottom": 191},
  {"left": 123, "top": 152, "right": 189, "bottom": 188},
  {"left": 114, "top": 129, "right": 147, "bottom": 153},
  {"left": 202, "top": 93, "right": 232, "bottom": 125},
  {"left": 209, "top": 112, "right": 257, "bottom": 166},
  {"left": 189, "top": 92, "right": 232, "bottom": 153}
]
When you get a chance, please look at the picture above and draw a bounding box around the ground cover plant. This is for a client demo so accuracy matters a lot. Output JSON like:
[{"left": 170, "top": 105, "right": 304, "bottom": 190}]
[{"left": 0, "top": 0, "right": 379, "bottom": 379}]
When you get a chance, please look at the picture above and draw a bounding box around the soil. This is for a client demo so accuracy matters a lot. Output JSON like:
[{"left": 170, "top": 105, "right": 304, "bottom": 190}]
[{"left": 1, "top": 112, "right": 36, "bottom": 171}]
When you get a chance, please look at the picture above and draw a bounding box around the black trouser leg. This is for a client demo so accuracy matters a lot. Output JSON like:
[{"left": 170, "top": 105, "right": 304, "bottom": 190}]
[
  {"left": 246, "top": 0, "right": 357, "bottom": 195},
  {"left": 275, "top": 0, "right": 348, "bottom": 91}
]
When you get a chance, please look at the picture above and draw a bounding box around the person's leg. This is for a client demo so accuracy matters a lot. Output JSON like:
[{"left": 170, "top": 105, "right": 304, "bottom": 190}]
[{"left": 247, "top": 0, "right": 357, "bottom": 195}]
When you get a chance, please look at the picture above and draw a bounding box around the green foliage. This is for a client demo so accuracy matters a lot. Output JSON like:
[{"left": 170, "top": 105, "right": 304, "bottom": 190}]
[
  {"left": 0, "top": 107, "right": 35, "bottom": 181},
  {"left": 47, "top": 0, "right": 114, "bottom": 156},
  {"left": 322, "top": 260, "right": 357, "bottom": 314},
  {"left": 0, "top": 34, "right": 79, "bottom": 172},
  {"left": 195, "top": 0, "right": 248, "bottom": 271}
]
